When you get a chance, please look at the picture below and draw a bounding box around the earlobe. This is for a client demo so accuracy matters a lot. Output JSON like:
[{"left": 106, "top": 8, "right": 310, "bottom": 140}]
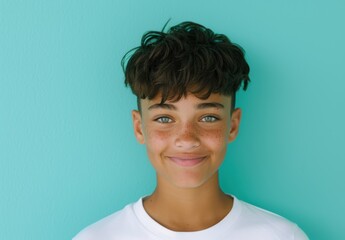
[
  {"left": 228, "top": 108, "right": 242, "bottom": 143},
  {"left": 132, "top": 110, "right": 145, "bottom": 144}
]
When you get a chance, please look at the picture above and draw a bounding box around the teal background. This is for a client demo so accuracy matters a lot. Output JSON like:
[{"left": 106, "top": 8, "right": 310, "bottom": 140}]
[{"left": 1, "top": 0, "right": 344, "bottom": 239}]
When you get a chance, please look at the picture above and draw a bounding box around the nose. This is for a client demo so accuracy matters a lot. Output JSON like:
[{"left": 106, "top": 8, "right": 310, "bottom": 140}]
[{"left": 174, "top": 122, "right": 201, "bottom": 150}]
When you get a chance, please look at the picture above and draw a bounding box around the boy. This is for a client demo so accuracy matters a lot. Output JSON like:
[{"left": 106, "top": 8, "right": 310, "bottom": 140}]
[{"left": 73, "top": 21, "right": 308, "bottom": 239}]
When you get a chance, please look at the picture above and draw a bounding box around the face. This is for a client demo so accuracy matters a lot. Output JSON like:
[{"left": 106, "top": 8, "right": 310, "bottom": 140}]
[{"left": 132, "top": 93, "right": 241, "bottom": 189}]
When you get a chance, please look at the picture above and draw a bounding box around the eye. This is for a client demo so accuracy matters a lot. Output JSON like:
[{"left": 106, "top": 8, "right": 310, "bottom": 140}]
[
  {"left": 155, "top": 116, "right": 173, "bottom": 123},
  {"left": 201, "top": 115, "right": 219, "bottom": 122}
]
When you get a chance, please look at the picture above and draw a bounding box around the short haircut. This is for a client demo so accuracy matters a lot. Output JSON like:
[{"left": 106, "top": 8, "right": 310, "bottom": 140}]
[{"left": 121, "top": 21, "right": 250, "bottom": 112}]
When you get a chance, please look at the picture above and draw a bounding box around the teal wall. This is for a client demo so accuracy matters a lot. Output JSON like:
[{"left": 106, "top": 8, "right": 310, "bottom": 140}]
[{"left": 1, "top": 0, "right": 344, "bottom": 239}]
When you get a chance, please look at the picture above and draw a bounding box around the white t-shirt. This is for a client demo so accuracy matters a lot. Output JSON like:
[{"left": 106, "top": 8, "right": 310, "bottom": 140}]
[{"left": 73, "top": 195, "right": 308, "bottom": 240}]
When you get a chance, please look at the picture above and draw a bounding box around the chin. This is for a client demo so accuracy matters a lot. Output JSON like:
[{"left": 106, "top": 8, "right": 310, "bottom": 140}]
[{"left": 170, "top": 176, "right": 212, "bottom": 189}]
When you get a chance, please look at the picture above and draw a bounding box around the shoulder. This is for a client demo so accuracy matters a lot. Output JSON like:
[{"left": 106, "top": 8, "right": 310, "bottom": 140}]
[
  {"left": 235, "top": 198, "right": 308, "bottom": 240},
  {"left": 72, "top": 200, "right": 140, "bottom": 240}
]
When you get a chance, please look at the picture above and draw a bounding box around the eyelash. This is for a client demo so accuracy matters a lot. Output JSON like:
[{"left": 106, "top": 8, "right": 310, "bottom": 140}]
[
  {"left": 155, "top": 116, "right": 173, "bottom": 123},
  {"left": 201, "top": 115, "right": 219, "bottom": 122},
  {"left": 154, "top": 115, "right": 220, "bottom": 123}
]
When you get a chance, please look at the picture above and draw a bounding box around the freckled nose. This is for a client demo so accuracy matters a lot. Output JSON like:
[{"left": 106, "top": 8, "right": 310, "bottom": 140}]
[{"left": 175, "top": 123, "right": 201, "bottom": 149}]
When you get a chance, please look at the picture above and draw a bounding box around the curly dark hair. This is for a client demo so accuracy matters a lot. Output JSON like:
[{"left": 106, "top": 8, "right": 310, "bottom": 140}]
[{"left": 121, "top": 21, "right": 250, "bottom": 112}]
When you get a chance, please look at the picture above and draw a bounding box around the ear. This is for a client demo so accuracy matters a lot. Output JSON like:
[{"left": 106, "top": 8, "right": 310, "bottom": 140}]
[
  {"left": 132, "top": 110, "right": 145, "bottom": 144},
  {"left": 228, "top": 108, "right": 242, "bottom": 143}
]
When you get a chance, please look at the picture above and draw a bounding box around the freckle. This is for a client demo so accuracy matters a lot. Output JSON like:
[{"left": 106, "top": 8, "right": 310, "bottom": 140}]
[
  {"left": 214, "top": 130, "right": 222, "bottom": 140},
  {"left": 157, "top": 132, "right": 167, "bottom": 141}
]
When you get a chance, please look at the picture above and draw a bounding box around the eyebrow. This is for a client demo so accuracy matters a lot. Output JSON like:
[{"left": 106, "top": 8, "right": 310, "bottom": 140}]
[
  {"left": 147, "top": 102, "right": 225, "bottom": 111},
  {"left": 148, "top": 103, "right": 177, "bottom": 111},
  {"left": 197, "top": 102, "right": 224, "bottom": 110}
]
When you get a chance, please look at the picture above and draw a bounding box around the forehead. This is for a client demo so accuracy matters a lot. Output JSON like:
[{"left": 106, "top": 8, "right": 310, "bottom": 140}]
[{"left": 141, "top": 93, "right": 232, "bottom": 110}]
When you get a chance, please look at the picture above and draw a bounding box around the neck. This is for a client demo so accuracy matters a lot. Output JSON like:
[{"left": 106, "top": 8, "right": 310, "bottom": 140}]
[{"left": 143, "top": 172, "right": 233, "bottom": 231}]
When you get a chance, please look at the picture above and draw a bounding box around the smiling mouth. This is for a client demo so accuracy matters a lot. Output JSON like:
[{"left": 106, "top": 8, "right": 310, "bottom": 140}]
[{"left": 167, "top": 156, "right": 207, "bottom": 167}]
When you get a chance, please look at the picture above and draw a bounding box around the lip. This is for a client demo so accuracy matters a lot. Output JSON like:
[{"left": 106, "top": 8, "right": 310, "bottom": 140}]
[{"left": 167, "top": 155, "right": 207, "bottom": 167}]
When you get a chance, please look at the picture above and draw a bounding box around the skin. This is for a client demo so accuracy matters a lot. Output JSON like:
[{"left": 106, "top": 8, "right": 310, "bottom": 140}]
[{"left": 132, "top": 93, "right": 242, "bottom": 231}]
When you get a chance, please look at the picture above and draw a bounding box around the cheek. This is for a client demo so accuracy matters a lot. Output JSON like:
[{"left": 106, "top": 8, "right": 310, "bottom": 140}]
[
  {"left": 205, "top": 129, "right": 227, "bottom": 143},
  {"left": 144, "top": 129, "right": 171, "bottom": 166},
  {"left": 145, "top": 128, "right": 171, "bottom": 146},
  {"left": 199, "top": 127, "right": 229, "bottom": 153}
]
